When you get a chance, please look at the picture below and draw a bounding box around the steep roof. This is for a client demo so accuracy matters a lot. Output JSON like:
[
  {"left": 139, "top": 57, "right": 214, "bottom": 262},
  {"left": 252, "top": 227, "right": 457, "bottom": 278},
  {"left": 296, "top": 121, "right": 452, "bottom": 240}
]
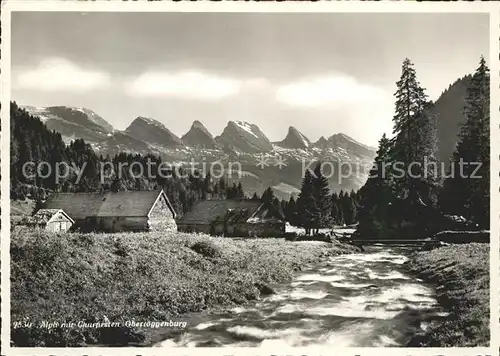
[
  {"left": 26, "top": 209, "right": 74, "bottom": 225},
  {"left": 44, "top": 192, "right": 105, "bottom": 220},
  {"left": 177, "top": 199, "right": 284, "bottom": 225},
  {"left": 43, "top": 190, "right": 175, "bottom": 219},
  {"left": 177, "top": 200, "right": 262, "bottom": 225},
  {"left": 247, "top": 203, "right": 285, "bottom": 223}
]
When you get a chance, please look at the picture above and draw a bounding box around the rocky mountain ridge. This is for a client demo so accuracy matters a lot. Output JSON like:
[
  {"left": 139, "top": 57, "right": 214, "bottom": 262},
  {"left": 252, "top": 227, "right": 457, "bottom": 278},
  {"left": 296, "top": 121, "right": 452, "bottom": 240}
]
[{"left": 19, "top": 105, "right": 378, "bottom": 199}]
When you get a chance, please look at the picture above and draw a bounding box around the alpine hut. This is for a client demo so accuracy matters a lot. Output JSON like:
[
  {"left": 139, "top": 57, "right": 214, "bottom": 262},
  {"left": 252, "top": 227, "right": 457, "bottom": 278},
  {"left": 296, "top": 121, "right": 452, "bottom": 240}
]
[
  {"left": 24, "top": 208, "right": 74, "bottom": 232},
  {"left": 177, "top": 200, "right": 285, "bottom": 237},
  {"left": 42, "top": 190, "right": 176, "bottom": 232}
]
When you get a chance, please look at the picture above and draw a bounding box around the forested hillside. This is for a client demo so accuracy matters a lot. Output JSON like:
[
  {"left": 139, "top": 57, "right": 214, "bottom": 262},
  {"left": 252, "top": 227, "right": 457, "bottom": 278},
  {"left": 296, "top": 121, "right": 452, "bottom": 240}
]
[
  {"left": 355, "top": 57, "right": 489, "bottom": 239},
  {"left": 433, "top": 75, "right": 472, "bottom": 164}
]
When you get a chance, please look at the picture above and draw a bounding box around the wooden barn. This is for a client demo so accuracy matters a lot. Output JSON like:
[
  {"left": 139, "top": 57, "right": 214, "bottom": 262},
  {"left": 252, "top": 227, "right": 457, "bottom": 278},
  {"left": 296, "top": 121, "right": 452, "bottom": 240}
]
[
  {"left": 24, "top": 209, "right": 74, "bottom": 232},
  {"left": 42, "top": 190, "right": 176, "bottom": 233},
  {"left": 177, "top": 200, "right": 285, "bottom": 237}
]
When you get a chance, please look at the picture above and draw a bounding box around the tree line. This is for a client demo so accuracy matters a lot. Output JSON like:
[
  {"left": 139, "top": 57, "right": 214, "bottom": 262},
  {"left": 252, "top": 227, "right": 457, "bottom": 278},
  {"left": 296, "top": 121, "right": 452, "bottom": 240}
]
[
  {"left": 356, "top": 57, "right": 489, "bottom": 239},
  {"left": 252, "top": 170, "right": 360, "bottom": 235},
  {"left": 284, "top": 180, "right": 359, "bottom": 235}
]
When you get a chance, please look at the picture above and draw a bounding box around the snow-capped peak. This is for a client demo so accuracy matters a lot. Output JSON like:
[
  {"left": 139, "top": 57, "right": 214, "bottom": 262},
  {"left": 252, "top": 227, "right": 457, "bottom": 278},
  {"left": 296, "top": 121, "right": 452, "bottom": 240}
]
[
  {"left": 136, "top": 116, "right": 166, "bottom": 128},
  {"left": 233, "top": 121, "right": 259, "bottom": 139},
  {"left": 295, "top": 130, "right": 309, "bottom": 148},
  {"left": 191, "top": 120, "right": 206, "bottom": 130},
  {"left": 181, "top": 120, "right": 218, "bottom": 149},
  {"left": 276, "top": 126, "right": 311, "bottom": 149},
  {"left": 125, "top": 116, "right": 183, "bottom": 147},
  {"left": 215, "top": 121, "right": 273, "bottom": 153},
  {"left": 72, "top": 107, "right": 86, "bottom": 114}
]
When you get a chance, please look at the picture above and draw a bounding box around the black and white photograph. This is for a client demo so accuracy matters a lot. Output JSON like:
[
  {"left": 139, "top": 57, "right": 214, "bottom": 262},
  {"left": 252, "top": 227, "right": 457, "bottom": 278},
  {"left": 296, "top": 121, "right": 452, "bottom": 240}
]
[{"left": 1, "top": 3, "right": 496, "bottom": 352}]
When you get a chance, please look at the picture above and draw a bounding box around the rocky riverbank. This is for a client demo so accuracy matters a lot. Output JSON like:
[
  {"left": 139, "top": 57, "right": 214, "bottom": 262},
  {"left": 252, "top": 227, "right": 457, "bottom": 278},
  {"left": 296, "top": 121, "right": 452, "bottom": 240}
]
[{"left": 405, "top": 243, "right": 489, "bottom": 347}]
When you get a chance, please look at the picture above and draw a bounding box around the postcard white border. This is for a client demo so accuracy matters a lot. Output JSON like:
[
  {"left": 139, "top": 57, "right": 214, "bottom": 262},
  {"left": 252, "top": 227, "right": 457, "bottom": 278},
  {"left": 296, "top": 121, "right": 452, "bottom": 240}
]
[{"left": 1, "top": 1, "right": 499, "bottom": 355}]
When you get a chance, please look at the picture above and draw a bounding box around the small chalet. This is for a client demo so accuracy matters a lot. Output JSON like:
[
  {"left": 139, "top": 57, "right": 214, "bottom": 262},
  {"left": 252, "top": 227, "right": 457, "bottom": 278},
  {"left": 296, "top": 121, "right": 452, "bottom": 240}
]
[
  {"left": 42, "top": 190, "right": 176, "bottom": 233},
  {"left": 177, "top": 200, "right": 285, "bottom": 237},
  {"left": 25, "top": 209, "right": 74, "bottom": 232}
]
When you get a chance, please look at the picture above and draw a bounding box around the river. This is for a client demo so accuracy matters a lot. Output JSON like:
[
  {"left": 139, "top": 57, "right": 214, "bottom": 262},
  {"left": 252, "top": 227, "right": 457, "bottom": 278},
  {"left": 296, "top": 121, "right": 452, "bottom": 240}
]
[{"left": 155, "top": 245, "right": 446, "bottom": 347}]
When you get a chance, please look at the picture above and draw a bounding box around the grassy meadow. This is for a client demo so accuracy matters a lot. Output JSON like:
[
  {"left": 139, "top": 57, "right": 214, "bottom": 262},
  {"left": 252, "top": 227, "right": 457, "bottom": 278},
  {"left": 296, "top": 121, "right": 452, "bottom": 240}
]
[
  {"left": 10, "top": 228, "right": 360, "bottom": 346},
  {"left": 406, "top": 243, "right": 489, "bottom": 347}
]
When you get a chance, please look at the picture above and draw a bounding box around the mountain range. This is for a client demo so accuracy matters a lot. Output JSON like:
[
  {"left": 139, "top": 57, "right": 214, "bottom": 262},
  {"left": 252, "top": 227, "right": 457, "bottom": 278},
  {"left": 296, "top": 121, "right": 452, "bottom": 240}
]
[
  {"left": 20, "top": 105, "right": 378, "bottom": 199},
  {"left": 20, "top": 76, "right": 469, "bottom": 199}
]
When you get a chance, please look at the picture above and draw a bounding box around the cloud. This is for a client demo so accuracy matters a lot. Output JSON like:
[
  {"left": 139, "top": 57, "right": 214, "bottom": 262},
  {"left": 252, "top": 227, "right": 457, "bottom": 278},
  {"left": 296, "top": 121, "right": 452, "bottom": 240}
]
[
  {"left": 276, "top": 74, "right": 395, "bottom": 146},
  {"left": 125, "top": 71, "right": 243, "bottom": 100},
  {"left": 241, "top": 77, "right": 272, "bottom": 91},
  {"left": 276, "top": 74, "right": 390, "bottom": 108},
  {"left": 15, "top": 58, "right": 111, "bottom": 92}
]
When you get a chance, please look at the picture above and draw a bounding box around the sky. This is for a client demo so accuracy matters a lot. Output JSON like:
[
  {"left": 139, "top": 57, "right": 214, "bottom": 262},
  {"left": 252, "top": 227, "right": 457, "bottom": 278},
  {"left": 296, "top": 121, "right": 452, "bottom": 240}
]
[{"left": 11, "top": 12, "right": 489, "bottom": 147}]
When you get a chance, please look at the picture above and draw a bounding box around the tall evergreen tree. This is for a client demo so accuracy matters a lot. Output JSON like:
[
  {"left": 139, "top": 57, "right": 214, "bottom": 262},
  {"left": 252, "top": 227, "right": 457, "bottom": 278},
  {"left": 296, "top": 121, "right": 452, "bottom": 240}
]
[
  {"left": 356, "top": 134, "right": 397, "bottom": 237},
  {"left": 391, "top": 58, "right": 440, "bottom": 206},
  {"left": 284, "top": 196, "right": 298, "bottom": 226},
  {"left": 236, "top": 182, "right": 245, "bottom": 200},
  {"left": 359, "top": 134, "right": 395, "bottom": 205},
  {"left": 295, "top": 162, "right": 333, "bottom": 234},
  {"left": 296, "top": 169, "right": 315, "bottom": 235},
  {"left": 218, "top": 177, "right": 227, "bottom": 199},
  {"left": 261, "top": 187, "right": 275, "bottom": 205},
  {"left": 349, "top": 189, "right": 357, "bottom": 204},
  {"left": 203, "top": 172, "right": 213, "bottom": 199},
  {"left": 311, "top": 163, "right": 332, "bottom": 232},
  {"left": 330, "top": 193, "right": 340, "bottom": 225},
  {"left": 227, "top": 182, "right": 238, "bottom": 199},
  {"left": 341, "top": 194, "right": 357, "bottom": 225},
  {"left": 441, "top": 57, "right": 490, "bottom": 227}
]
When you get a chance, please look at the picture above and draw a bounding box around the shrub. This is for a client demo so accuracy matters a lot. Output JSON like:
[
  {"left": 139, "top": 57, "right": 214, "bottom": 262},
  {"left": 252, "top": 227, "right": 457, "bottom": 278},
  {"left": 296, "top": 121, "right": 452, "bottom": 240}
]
[
  {"left": 113, "top": 237, "right": 131, "bottom": 257},
  {"left": 190, "top": 240, "right": 222, "bottom": 258}
]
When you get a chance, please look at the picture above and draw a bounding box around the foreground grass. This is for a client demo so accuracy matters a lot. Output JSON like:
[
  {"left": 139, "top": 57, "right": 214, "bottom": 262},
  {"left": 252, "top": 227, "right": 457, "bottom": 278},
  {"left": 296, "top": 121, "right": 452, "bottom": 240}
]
[
  {"left": 405, "top": 243, "right": 489, "bottom": 347},
  {"left": 11, "top": 228, "right": 359, "bottom": 346}
]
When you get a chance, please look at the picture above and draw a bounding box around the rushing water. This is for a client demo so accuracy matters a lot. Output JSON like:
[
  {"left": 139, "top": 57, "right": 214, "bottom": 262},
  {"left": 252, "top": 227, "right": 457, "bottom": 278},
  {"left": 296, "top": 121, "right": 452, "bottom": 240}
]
[{"left": 155, "top": 245, "right": 446, "bottom": 347}]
